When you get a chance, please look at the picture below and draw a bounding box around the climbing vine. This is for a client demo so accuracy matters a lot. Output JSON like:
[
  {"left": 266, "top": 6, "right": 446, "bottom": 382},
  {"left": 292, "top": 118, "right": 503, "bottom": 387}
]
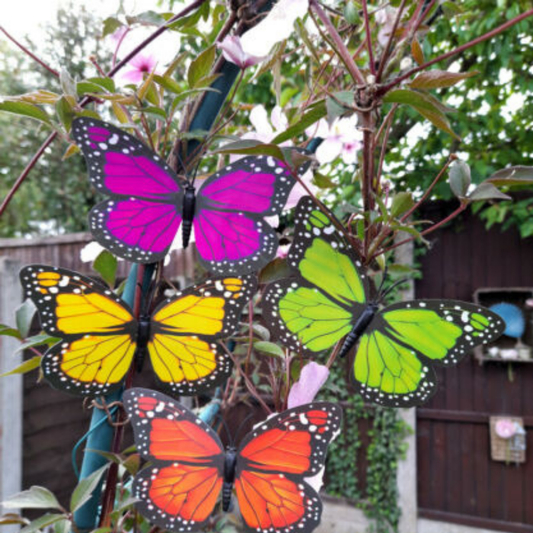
[{"left": 319, "top": 364, "right": 411, "bottom": 533}]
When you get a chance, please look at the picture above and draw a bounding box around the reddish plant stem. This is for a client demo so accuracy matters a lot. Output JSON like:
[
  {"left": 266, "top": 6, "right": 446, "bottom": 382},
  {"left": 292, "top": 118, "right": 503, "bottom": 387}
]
[
  {"left": 399, "top": 154, "right": 456, "bottom": 222},
  {"left": 412, "top": 0, "right": 437, "bottom": 35},
  {"left": 361, "top": 0, "right": 376, "bottom": 76},
  {"left": 379, "top": 8, "right": 533, "bottom": 95},
  {"left": 0, "top": 0, "right": 209, "bottom": 221},
  {"left": 375, "top": 103, "right": 398, "bottom": 184},
  {"left": 376, "top": 0, "right": 407, "bottom": 82},
  {"left": 360, "top": 109, "right": 376, "bottom": 258},
  {"left": 221, "top": 342, "right": 272, "bottom": 415},
  {"left": 0, "top": 133, "right": 57, "bottom": 218},
  {"left": 0, "top": 26, "right": 59, "bottom": 78},
  {"left": 309, "top": 0, "right": 366, "bottom": 85},
  {"left": 376, "top": 202, "right": 468, "bottom": 258}
]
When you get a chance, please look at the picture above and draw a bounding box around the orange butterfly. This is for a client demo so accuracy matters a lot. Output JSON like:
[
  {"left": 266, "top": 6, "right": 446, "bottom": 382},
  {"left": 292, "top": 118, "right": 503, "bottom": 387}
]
[
  {"left": 124, "top": 388, "right": 342, "bottom": 533},
  {"left": 20, "top": 265, "right": 255, "bottom": 396}
]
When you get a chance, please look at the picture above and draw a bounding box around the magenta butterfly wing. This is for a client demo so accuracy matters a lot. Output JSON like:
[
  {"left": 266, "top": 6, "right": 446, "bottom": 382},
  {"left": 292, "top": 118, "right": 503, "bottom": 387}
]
[
  {"left": 193, "top": 156, "right": 296, "bottom": 274},
  {"left": 73, "top": 118, "right": 300, "bottom": 274},
  {"left": 72, "top": 118, "right": 184, "bottom": 263}
]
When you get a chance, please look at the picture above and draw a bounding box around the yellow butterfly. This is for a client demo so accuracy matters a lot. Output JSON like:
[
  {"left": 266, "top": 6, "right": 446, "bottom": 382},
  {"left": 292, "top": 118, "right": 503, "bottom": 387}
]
[{"left": 20, "top": 265, "right": 256, "bottom": 397}]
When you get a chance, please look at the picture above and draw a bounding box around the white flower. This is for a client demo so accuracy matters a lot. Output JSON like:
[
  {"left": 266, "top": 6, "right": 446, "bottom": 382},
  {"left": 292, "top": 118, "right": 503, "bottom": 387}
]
[
  {"left": 240, "top": 0, "right": 309, "bottom": 58},
  {"left": 306, "top": 115, "right": 362, "bottom": 165},
  {"left": 108, "top": 26, "right": 180, "bottom": 85},
  {"left": 237, "top": 105, "right": 317, "bottom": 217},
  {"left": 375, "top": 7, "right": 399, "bottom": 48},
  {"left": 80, "top": 241, "right": 106, "bottom": 263},
  {"left": 217, "top": 35, "right": 264, "bottom": 68}
]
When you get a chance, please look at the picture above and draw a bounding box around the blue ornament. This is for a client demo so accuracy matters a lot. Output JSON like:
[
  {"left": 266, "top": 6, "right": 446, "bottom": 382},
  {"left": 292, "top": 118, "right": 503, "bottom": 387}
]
[{"left": 489, "top": 303, "right": 525, "bottom": 339}]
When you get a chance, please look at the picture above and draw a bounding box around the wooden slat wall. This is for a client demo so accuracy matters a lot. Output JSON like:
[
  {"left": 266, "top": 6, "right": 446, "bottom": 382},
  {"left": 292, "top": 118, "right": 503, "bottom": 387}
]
[
  {"left": 0, "top": 234, "right": 197, "bottom": 507},
  {"left": 416, "top": 204, "right": 533, "bottom": 532}
]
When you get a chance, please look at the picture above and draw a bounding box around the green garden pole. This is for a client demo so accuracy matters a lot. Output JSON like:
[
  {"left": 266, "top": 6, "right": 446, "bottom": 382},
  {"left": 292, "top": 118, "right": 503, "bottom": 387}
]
[{"left": 72, "top": 56, "right": 249, "bottom": 533}]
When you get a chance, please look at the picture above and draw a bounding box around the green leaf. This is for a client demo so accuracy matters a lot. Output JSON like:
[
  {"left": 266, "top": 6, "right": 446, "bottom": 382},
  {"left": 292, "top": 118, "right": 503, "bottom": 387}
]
[
  {"left": 20, "top": 514, "right": 66, "bottom": 533},
  {"left": 70, "top": 464, "right": 108, "bottom": 513},
  {"left": 0, "top": 324, "right": 22, "bottom": 339},
  {"left": 259, "top": 258, "right": 292, "bottom": 284},
  {"left": 252, "top": 324, "right": 270, "bottom": 341},
  {"left": 0, "top": 100, "right": 52, "bottom": 125},
  {"left": 153, "top": 74, "right": 183, "bottom": 95},
  {"left": 313, "top": 172, "right": 335, "bottom": 189},
  {"left": 385, "top": 89, "right": 460, "bottom": 137},
  {"left": 89, "top": 528, "right": 113, "bottom": 533},
  {"left": 187, "top": 45, "right": 215, "bottom": 89},
  {"left": 390, "top": 192, "right": 414, "bottom": 218},
  {"left": 0, "top": 355, "right": 41, "bottom": 378},
  {"left": 272, "top": 100, "right": 327, "bottom": 144},
  {"left": 142, "top": 106, "right": 167, "bottom": 120},
  {"left": 486, "top": 166, "right": 533, "bottom": 187},
  {"left": 409, "top": 69, "right": 478, "bottom": 90},
  {"left": 448, "top": 160, "right": 471, "bottom": 198},
  {"left": 344, "top": 2, "right": 359, "bottom": 24},
  {"left": 16, "top": 299, "right": 36, "bottom": 338},
  {"left": 414, "top": 105, "right": 459, "bottom": 140},
  {"left": 53, "top": 518, "right": 71, "bottom": 533},
  {"left": 102, "top": 17, "right": 123, "bottom": 38},
  {"left": 326, "top": 92, "right": 353, "bottom": 123},
  {"left": 254, "top": 341, "right": 285, "bottom": 358},
  {"left": 55, "top": 96, "right": 75, "bottom": 130},
  {"left": 15, "top": 334, "right": 59, "bottom": 354},
  {"left": 215, "top": 140, "right": 286, "bottom": 161},
  {"left": 122, "top": 453, "right": 141, "bottom": 475},
  {"left": 93, "top": 250, "right": 117, "bottom": 288},
  {"left": 468, "top": 182, "right": 512, "bottom": 201},
  {"left": 59, "top": 69, "right": 77, "bottom": 99},
  {"left": 3, "top": 486, "right": 62, "bottom": 510},
  {"left": 171, "top": 87, "right": 219, "bottom": 109}
]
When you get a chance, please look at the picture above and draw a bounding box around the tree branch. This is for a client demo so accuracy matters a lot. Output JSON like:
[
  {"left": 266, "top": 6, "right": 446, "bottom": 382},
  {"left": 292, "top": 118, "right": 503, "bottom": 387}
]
[{"left": 378, "top": 8, "right": 533, "bottom": 95}]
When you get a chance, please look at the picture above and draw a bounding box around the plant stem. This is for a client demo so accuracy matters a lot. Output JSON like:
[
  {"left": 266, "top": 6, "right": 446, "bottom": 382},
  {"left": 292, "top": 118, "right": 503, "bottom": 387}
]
[
  {"left": 0, "top": 26, "right": 59, "bottom": 77},
  {"left": 0, "top": 0, "right": 209, "bottom": 221},
  {"left": 376, "top": 0, "right": 407, "bottom": 82},
  {"left": 377, "top": 202, "right": 468, "bottom": 257},
  {"left": 360, "top": 109, "right": 376, "bottom": 257},
  {"left": 309, "top": 0, "right": 366, "bottom": 85},
  {"left": 0, "top": 132, "right": 57, "bottom": 218},
  {"left": 361, "top": 0, "right": 376, "bottom": 76},
  {"left": 378, "top": 8, "right": 533, "bottom": 95},
  {"left": 399, "top": 154, "right": 456, "bottom": 222}
]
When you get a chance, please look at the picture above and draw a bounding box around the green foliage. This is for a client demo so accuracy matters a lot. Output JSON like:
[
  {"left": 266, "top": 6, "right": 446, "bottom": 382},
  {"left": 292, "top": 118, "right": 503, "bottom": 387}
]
[
  {"left": 364, "top": 408, "right": 411, "bottom": 533},
  {"left": 0, "top": 3, "right": 105, "bottom": 237},
  {"left": 318, "top": 365, "right": 411, "bottom": 533}
]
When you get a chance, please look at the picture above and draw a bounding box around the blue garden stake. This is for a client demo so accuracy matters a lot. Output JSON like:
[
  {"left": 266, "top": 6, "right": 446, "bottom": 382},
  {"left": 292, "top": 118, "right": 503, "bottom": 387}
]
[
  {"left": 72, "top": 53, "right": 261, "bottom": 533},
  {"left": 73, "top": 263, "right": 153, "bottom": 530}
]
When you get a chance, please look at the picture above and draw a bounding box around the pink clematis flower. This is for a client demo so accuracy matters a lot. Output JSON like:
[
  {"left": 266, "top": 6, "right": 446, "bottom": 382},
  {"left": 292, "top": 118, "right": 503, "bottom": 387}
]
[
  {"left": 217, "top": 35, "right": 264, "bottom": 69},
  {"left": 287, "top": 362, "right": 330, "bottom": 409},
  {"left": 120, "top": 53, "right": 158, "bottom": 84},
  {"left": 108, "top": 26, "right": 179, "bottom": 86},
  {"left": 306, "top": 115, "right": 362, "bottom": 165},
  {"left": 239, "top": 105, "right": 317, "bottom": 214}
]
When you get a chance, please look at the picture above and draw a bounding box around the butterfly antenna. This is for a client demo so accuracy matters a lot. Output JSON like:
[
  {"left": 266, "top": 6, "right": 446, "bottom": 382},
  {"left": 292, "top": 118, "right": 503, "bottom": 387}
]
[
  {"left": 375, "top": 265, "right": 389, "bottom": 299},
  {"left": 190, "top": 157, "right": 202, "bottom": 186},
  {"left": 173, "top": 149, "right": 192, "bottom": 184},
  {"left": 234, "top": 412, "right": 256, "bottom": 446},
  {"left": 215, "top": 413, "right": 233, "bottom": 447},
  {"left": 379, "top": 276, "right": 412, "bottom": 304}
]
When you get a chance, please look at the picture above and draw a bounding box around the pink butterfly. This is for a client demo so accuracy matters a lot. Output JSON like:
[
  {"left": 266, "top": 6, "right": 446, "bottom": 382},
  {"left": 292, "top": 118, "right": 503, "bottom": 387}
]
[{"left": 72, "top": 118, "right": 303, "bottom": 274}]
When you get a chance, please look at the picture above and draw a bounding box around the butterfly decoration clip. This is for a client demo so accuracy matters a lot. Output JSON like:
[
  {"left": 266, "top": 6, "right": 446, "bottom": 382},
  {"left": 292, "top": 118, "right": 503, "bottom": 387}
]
[
  {"left": 72, "top": 117, "right": 307, "bottom": 274},
  {"left": 20, "top": 265, "right": 256, "bottom": 397},
  {"left": 264, "top": 196, "right": 505, "bottom": 407},
  {"left": 124, "top": 388, "right": 342, "bottom": 533}
]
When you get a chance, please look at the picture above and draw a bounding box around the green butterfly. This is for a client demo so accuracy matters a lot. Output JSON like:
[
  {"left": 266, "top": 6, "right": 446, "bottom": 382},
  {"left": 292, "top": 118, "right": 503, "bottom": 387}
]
[{"left": 264, "top": 196, "right": 505, "bottom": 407}]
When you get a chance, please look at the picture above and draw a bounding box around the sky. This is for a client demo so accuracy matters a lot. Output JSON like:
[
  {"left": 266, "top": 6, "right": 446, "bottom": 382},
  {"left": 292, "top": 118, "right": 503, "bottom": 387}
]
[{"left": 2, "top": 0, "right": 162, "bottom": 39}]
